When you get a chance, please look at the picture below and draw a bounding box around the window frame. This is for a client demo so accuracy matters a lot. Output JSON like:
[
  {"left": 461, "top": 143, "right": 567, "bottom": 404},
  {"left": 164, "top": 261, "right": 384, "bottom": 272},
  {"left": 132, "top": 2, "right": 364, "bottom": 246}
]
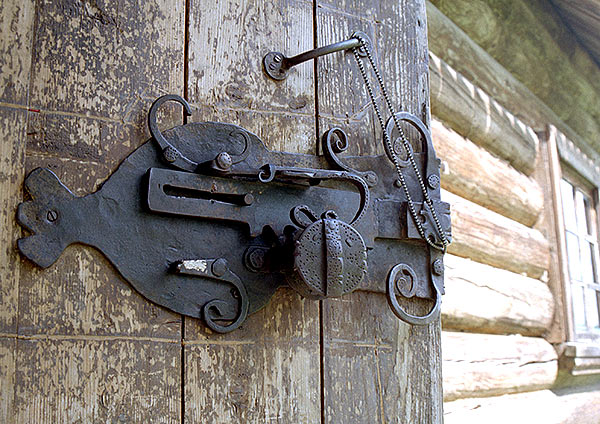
[
  {"left": 547, "top": 125, "right": 600, "bottom": 376},
  {"left": 559, "top": 166, "right": 600, "bottom": 342}
]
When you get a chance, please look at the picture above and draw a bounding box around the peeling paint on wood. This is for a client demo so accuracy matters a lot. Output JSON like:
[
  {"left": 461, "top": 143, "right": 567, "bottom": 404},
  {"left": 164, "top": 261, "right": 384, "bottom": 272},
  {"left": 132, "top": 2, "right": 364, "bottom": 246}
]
[
  {"left": 317, "top": 0, "right": 442, "bottom": 422},
  {"left": 0, "top": 108, "right": 27, "bottom": 333},
  {"left": 14, "top": 339, "right": 181, "bottom": 423},
  {"left": 184, "top": 289, "right": 320, "bottom": 423},
  {"left": 0, "top": 0, "right": 440, "bottom": 421}
]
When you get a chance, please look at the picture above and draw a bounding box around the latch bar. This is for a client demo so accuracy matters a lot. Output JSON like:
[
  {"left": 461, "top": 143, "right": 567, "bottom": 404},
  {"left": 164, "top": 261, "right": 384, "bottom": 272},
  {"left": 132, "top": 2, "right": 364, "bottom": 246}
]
[{"left": 263, "top": 31, "right": 370, "bottom": 80}]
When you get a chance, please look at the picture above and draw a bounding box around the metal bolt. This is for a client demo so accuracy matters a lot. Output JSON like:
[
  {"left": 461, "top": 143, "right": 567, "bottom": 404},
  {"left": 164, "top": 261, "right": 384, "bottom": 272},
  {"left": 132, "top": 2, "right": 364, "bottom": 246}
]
[
  {"left": 242, "top": 193, "right": 254, "bottom": 206},
  {"left": 163, "top": 146, "right": 178, "bottom": 163},
  {"left": 215, "top": 152, "right": 232, "bottom": 170},
  {"left": 248, "top": 248, "right": 265, "bottom": 270},
  {"left": 212, "top": 258, "right": 228, "bottom": 277},
  {"left": 432, "top": 259, "right": 444, "bottom": 276},
  {"left": 427, "top": 174, "right": 440, "bottom": 190},
  {"left": 47, "top": 210, "right": 58, "bottom": 222}
]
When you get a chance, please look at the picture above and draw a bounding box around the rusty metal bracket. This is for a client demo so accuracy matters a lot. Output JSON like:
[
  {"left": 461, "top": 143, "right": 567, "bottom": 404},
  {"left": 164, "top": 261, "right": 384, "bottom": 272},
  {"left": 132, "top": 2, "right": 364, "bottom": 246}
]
[
  {"left": 17, "top": 85, "right": 450, "bottom": 332},
  {"left": 263, "top": 31, "right": 370, "bottom": 80},
  {"left": 16, "top": 94, "right": 451, "bottom": 332}
]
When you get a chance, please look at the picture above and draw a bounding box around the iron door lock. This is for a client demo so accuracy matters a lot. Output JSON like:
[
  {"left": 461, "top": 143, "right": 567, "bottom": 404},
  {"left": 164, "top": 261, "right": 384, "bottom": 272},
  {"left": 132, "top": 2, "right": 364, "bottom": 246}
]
[{"left": 16, "top": 32, "right": 451, "bottom": 333}]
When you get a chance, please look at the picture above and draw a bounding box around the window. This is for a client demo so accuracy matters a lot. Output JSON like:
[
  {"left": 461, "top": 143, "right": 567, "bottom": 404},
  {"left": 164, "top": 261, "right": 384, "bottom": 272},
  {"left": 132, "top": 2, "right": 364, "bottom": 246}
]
[{"left": 560, "top": 176, "right": 600, "bottom": 340}]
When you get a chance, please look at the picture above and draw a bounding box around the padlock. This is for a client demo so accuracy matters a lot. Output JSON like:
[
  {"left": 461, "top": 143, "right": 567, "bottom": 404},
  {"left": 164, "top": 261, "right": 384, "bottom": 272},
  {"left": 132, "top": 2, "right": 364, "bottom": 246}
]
[{"left": 288, "top": 206, "right": 368, "bottom": 300}]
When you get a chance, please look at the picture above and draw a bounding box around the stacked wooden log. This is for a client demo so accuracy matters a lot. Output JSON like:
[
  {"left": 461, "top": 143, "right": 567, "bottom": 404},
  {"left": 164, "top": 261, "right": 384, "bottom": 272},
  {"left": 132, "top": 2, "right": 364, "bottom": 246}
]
[
  {"left": 426, "top": 5, "right": 561, "bottom": 408},
  {"left": 428, "top": 2, "right": 600, "bottom": 421}
]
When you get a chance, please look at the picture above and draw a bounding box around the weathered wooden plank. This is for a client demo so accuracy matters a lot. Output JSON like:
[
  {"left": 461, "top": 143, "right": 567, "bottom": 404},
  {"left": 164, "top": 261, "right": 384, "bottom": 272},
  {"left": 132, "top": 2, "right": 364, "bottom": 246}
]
[
  {"left": 187, "top": 0, "right": 315, "bottom": 153},
  {"left": 442, "top": 331, "right": 558, "bottom": 401},
  {"left": 0, "top": 337, "right": 16, "bottom": 423},
  {"left": 0, "top": 108, "right": 27, "bottom": 334},
  {"left": 442, "top": 254, "right": 554, "bottom": 336},
  {"left": 428, "top": 0, "right": 600, "bottom": 153},
  {"left": 444, "top": 388, "right": 600, "bottom": 424},
  {"left": 30, "top": 0, "right": 184, "bottom": 118},
  {"left": 317, "top": 1, "right": 442, "bottom": 422},
  {"left": 13, "top": 2, "right": 186, "bottom": 423},
  {"left": 315, "top": 7, "right": 378, "bottom": 156},
  {"left": 0, "top": 3, "right": 37, "bottom": 422},
  {"left": 0, "top": 0, "right": 35, "bottom": 105},
  {"left": 14, "top": 338, "right": 180, "bottom": 423},
  {"left": 432, "top": 118, "right": 543, "bottom": 227},
  {"left": 26, "top": 0, "right": 185, "bottom": 166},
  {"left": 184, "top": 1, "right": 321, "bottom": 421},
  {"left": 444, "top": 190, "right": 550, "bottom": 279},
  {"left": 323, "top": 292, "right": 442, "bottom": 423},
  {"left": 19, "top": 0, "right": 185, "bottom": 339},
  {"left": 429, "top": 53, "right": 538, "bottom": 175},
  {"left": 184, "top": 289, "right": 321, "bottom": 423},
  {"left": 0, "top": 0, "right": 35, "bottom": 334}
]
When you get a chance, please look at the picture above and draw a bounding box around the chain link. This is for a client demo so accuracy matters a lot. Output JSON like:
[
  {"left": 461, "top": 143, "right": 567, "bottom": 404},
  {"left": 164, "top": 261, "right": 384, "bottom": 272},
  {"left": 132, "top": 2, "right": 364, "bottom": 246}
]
[{"left": 351, "top": 34, "right": 448, "bottom": 251}]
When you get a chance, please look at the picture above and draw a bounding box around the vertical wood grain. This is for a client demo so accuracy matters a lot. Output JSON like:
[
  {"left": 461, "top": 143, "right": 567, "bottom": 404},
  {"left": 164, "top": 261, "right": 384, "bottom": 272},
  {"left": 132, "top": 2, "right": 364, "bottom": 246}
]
[
  {"left": 20, "top": 0, "right": 185, "bottom": 336},
  {"left": 9, "top": 0, "right": 186, "bottom": 422},
  {"left": 15, "top": 339, "right": 181, "bottom": 423},
  {"left": 0, "top": 1, "right": 35, "bottom": 419},
  {"left": 185, "top": 290, "right": 320, "bottom": 423},
  {"left": 185, "top": 0, "right": 321, "bottom": 422},
  {"left": 317, "top": 1, "right": 442, "bottom": 422}
]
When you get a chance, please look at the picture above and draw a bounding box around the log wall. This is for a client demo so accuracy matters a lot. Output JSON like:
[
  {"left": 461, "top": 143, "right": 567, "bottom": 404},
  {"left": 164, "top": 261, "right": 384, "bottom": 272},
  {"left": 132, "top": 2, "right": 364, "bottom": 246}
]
[
  {"left": 442, "top": 332, "right": 558, "bottom": 401},
  {"left": 421, "top": 1, "right": 589, "bottom": 416},
  {"left": 442, "top": 255, "right": 553, "bottom": 336},
  {"left": 429, "top": 0, "right": 600, "bottom": 154}
]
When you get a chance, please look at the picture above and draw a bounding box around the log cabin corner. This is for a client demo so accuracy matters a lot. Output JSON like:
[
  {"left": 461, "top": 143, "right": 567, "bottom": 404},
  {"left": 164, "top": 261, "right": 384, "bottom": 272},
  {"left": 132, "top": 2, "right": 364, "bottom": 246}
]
[{"left": 429, "top": 0, "right": 600, "bottom": 422}]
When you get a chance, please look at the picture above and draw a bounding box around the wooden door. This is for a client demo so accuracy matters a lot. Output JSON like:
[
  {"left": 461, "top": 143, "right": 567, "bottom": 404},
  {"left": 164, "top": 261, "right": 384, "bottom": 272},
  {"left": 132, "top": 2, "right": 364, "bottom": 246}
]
[{"left": 0, "top": 0, "right": 441, "bottom": 422}]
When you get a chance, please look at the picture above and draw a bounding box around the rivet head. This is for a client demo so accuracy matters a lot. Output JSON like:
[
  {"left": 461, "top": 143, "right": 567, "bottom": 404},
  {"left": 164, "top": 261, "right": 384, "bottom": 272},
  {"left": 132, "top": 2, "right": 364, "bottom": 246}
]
[
  {"left": 248, "top": 249, "right": 265, "bottom": 269},
  {"left": 216, "top": 152, "right": 232, "bottom": 170},
  {"left": 47, "top": 210, "right": 58, "bottom": 222},
  {"left": 432, "top": 259, "right": 444, "bottom": 276},
  {"left": 427, "top": 174, "right": 440, "bottom": 190},
  {"left": 212, "top": 258, "right": 228, "bottom": 277},
  {"left": 163, "top": 146, "right": 178, "bottom": 163}
]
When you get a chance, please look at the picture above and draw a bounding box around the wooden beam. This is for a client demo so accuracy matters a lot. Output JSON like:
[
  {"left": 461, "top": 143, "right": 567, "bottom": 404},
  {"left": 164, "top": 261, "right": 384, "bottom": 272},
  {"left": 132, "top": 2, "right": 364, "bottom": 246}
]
[
  {"left": 426, "top": 0, "right": 600, "bottom": 165},
  {"left": 546, "top": 126, "right": 575, "bottom": 342},
  {"left": 426, "top": 1, "right": 551, "bottom": 129},
  {"left": 429, "top": 53, "right": 538, "bottom": 175},
  {"left": 444, "top": 190, "right": 550, "bottom": 279},
  {"left": 315, "top": 1, "right": 442, "bottom": 422},
  {"left": 14, "top": 0, "right": 186, "bottom": 421},
  {"left": 432, "top": 118, "right": 543, "bottom": 227},
  {"left": 185, "top": 1, "right": 321, "bottom": 422},
  {"left": 444, "top": 388, "right": 600, "bottom": 424},
  {"left": 442, "top": 331, "right": 558, "bottom": 401},
  {"left": 442, "top": 255, "right": 554, "bottom": 336},
  {"left": 535, "top": 126, "right": 568, "bottom": 343}
]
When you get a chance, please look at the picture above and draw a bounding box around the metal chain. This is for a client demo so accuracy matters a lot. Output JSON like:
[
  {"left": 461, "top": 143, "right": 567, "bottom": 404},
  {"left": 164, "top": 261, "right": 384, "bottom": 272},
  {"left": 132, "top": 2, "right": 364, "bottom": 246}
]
[{"left": 351, "top": 34, "right": 448, "bottom": 251}]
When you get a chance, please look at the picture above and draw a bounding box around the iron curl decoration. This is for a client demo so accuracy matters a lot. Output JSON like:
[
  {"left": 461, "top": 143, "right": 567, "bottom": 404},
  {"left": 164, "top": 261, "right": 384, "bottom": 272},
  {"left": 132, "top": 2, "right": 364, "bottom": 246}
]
[{"left": 387, "top": 263, "right": 441, "bottom": 326}]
